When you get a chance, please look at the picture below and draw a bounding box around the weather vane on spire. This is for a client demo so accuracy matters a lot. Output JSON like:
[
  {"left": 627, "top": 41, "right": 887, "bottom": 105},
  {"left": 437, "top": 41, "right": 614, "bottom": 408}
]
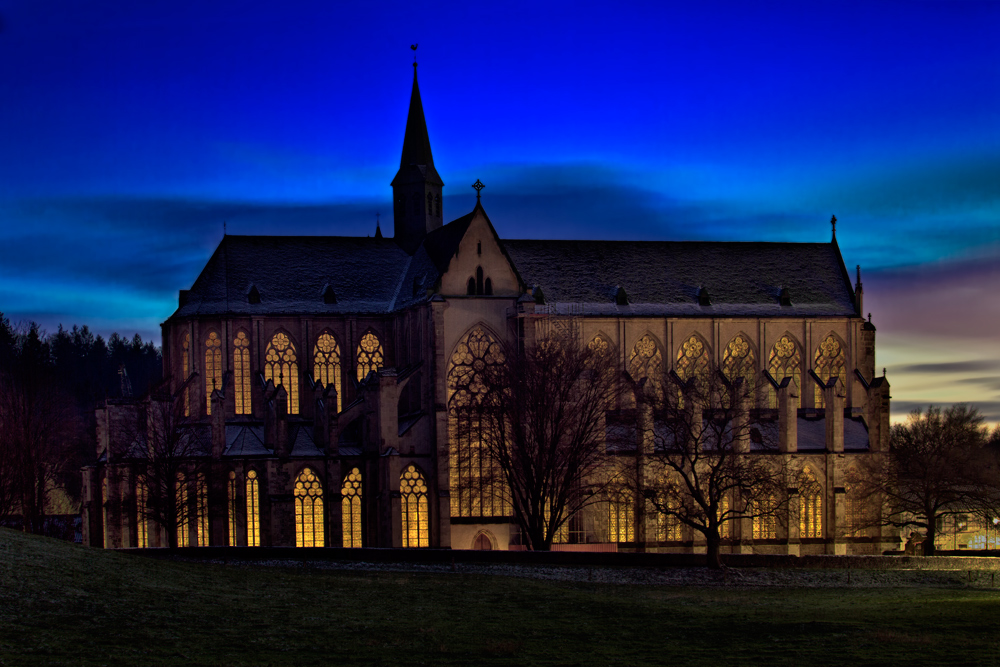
[
  {"left": 831, "top": 214, "right": 837, "bottom": 238},
  {"left": 472, "top": 179, "right": 485, "bottom": 201},
  {"left": 411, "top": 43, "right": 418, "bottom": 67}
]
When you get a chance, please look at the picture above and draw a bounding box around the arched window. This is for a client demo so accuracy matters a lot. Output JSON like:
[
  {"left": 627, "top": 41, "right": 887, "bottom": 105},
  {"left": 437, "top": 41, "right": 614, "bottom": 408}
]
[
  {"left": 484, "top": 278, "right": 493, "bottom": 295},
  {"left": 294, "top": 468, "right": 324, "bottom": 547},
  {"left": 751, "top": 494, "right": 777, "bottom": 540},
  {"left": 719, "top": 495, "right": 731, "bottom": 539},
  {"left": 264, "top": 332, "right": 299, "bottom": 414},
  {"left": 228, "top": 471, "right": 238, "bottom": 546},
  {"left": 608, "top": 490, "right": 634, "bottom": 543},
  {"left": 175, "top": 472, "right": 189, "bottom": 548},
  {"left": 628, "top": 334, "right": 663, "bottom": 402},
  {"left": 342, "top": 468, "right": 363, "bottom": 548},
  {"left": 675, "top": 334, "right": 709, "bottom": 407},
  {"left": 845, "top": 480, "right": 866, "bottom": 538},
  {"left": 814, "top": 334, "right": 846, "bottom": 408},
  {"left": 136, "top": 479, "right": 148, "bottom": 549},
  {"left": 196, "top": 473, "right": 208, "bottom": 547},
  {"left": 356, "top": 331, "right": 384, "bottom": 381},
  {"left": 205, "top": 332, "right": 222, "bottom": 415},
  {"left": 656, "top": 491, "right": 682, "bottom": 542},
  {"left": 473, "top": 533, "right": 493, "bottom": 550},
  {"left": 246, "top": 470, "right": 260, "bottom": 547},
  {"left": 181, "top": 332, "right": 191, "bottom": 417},
  {"left": 233, "top": 331, "right": 251, "bottom": 415},
  {"left": 467, "top": 277, "right": 476, "bottom": 295},
  {"left": 313, "top": 332, "right": 342, "bottom": 413},
  {"left": 767, "top": 334, "right": 802, "bottom": 409},
  {"left": 799, "top": 467, "right": 823, "bottom": 538},
  {"left": 448, "top": 327, "right": 508, "bottom": 518},
  {"left": 400, "top": 465, "right": 429, "bottom": 548},
  {"left": 476, "top": 266, "right": 484, "bottom": 294},
  {"left": 722, "top": 333, "right": 756, "bottom": 401}
]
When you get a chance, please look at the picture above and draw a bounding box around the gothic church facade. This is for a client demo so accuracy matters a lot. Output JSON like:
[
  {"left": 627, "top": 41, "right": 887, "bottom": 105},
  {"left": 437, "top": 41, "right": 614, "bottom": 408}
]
[{"left": 82, "top": 64, "right": 895, "bottom": 555}]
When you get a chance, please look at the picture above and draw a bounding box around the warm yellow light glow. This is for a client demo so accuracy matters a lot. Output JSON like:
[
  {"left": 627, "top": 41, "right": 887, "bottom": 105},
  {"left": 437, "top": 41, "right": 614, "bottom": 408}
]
[
  {"left": 176, "top": 472, "right": 189, "bottom": 548},
  {"left": 719, "top": 495, "right": 731, "bottom": 539},
  {"left": 205, "top": 332, "right": 222, "bottom": 415},
  {"left": 246, "top": 470, "right": 260, "bottom": 547},
  {"left": 675, "top": 335, "right": 709, "bottom": 407},
  {"left": 228, "top": 471, "right": 238, "bottom": 546},
  {"left": 314, "top": 333, "right": 342, "bottom": 413},
  {"left": 294, "top": 467, "right": 324, "bottom": 547},
  {"left": 447, "top": 327, "right": 508, "bottom": 518},
  {"left": 136, "top": 479, "right": 148, "bottom": 549},
  {"left": 799, "top": 467, "right": 823, "bottom": 538},
  {"left": 265, "top": 332, "right": 299, "bottom": 414},
  {"left": 234, "top": 332, "right": 251, "bottom": 415},
  {"left": 845, "top": 481, "right": 866, "bottom": 537},
  {"left": 341, "top": 467, "right": 362, "bottom": 548},
  {"left": 196, "top": 473, "right": 208, "bottom": 547},
  {"left": 182, "top": 332, "right": 190, "bottom": 417},
  {"left": 400, "top": 465, "right": 429, "bottom": 547},
  {"left": 656, "top": 492, "right": 682, "bottom": 541},
  {"left": 752, "top": 495, "right": 777, "bottom": 540},
  {"left": 629, "top": 334, "right": 663, "bottom": 400},
  {"left": 768, "top": 334, "right": 802, "bottom": 409},
  {"left": 722, "top": 334, "right": 756, "bottom": 401},
  {"left": 356, "top": 331, "right": 384, "bottom": 381},
  {"left": 813, "top": 334, "right": 846, "bottom": 408},
  {"left": 608, "top": 491, "right": 634, "bottom": 543}
]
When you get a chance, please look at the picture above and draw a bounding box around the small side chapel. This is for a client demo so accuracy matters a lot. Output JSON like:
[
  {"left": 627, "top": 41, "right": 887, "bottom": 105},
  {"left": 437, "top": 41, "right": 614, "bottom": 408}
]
[{"left": 82, "top": 60, "right": 895, "bottom": 555}]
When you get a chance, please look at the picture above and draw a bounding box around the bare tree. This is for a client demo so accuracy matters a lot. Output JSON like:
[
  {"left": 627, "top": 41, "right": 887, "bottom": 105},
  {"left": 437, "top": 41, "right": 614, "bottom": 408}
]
[
  {"left": 638, "top": 370, "right": 788, "bottom": 568},
  {"left": 856, "top": 404, "right": 1000, "bottom": 555},
  {"left": 476, "top": 327, "right": 622, "bottom": 551}
]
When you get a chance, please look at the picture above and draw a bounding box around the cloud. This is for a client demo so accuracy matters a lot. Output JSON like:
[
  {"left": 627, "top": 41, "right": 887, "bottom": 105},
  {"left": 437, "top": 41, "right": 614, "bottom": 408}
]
[
  {"left": 890, "top": 400, "right": 1000, "bottom": 423},
  {"left": 895, "top": 361, "right": 1000, "bottom": 375}
]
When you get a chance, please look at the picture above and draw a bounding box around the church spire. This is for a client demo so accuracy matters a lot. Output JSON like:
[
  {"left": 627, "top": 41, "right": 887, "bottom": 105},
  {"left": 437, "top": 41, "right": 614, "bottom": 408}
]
[{"left": 392, "top": 47, "right": 444, "bottom": 254}]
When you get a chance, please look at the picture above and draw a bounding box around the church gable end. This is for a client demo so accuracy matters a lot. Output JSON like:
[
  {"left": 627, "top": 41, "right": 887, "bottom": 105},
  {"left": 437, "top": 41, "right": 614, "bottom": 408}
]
[{"left": 436, "top": 205, "right": 520, "bottom": 297}]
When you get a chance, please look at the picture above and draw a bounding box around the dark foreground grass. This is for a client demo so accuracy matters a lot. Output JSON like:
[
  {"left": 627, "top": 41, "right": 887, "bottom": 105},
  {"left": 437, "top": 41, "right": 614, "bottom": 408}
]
[{"left": 1, "top": 530, "right": 998, "bottom": 666}]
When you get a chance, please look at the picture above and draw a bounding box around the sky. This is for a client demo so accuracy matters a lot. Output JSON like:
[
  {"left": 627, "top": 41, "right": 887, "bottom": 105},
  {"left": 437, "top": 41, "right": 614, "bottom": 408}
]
[{"left": 0, "top": 0, "right": 998, "bottom": 422}]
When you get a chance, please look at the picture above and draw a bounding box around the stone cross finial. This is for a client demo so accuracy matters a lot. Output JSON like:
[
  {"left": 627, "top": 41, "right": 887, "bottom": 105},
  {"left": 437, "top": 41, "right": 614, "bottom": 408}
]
[
  {"left": 472, "top": 179, "right": 485, "bottom": 201},
  {"left": 831, "top": 214, "right": 837, "bottom": 238},
  {"left": 411, "top": 43, "right": 418, "bottom": 66}
]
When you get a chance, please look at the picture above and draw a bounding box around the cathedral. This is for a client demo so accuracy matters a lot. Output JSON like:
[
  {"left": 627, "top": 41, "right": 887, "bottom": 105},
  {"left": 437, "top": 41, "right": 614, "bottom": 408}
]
[{"left": 82, "top": 62, "right": 895, "bottom": 555}]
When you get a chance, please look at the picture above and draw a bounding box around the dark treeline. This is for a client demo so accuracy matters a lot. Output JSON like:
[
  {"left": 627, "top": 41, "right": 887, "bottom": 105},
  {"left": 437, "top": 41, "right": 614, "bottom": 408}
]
[{"left": 0, "top": 312, "right": 162, "bottom": 535}]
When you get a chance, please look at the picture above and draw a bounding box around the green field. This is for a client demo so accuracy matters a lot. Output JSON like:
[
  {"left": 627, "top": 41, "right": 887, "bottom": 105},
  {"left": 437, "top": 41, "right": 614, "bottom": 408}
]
[{"left": 1, "top": 529, "right": 998, "bottom": 666}]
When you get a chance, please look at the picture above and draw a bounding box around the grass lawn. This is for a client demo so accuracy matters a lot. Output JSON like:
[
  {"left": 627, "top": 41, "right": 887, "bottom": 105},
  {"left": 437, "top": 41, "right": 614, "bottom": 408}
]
[{"left": 1, "top": 529, "right": 998, "bottom": 666}]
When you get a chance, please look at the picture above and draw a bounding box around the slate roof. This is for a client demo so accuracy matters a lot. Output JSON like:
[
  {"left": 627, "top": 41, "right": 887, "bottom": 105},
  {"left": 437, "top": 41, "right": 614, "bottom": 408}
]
[{"left": 503, "top": 239, "right": 857, "bottom": 317}]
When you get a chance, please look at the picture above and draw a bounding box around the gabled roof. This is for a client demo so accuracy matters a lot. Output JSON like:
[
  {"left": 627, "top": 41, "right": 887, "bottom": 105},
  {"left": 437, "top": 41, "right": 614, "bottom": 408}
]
[{"left": 503, "top": 239, "right": 857, "bottom": 317}]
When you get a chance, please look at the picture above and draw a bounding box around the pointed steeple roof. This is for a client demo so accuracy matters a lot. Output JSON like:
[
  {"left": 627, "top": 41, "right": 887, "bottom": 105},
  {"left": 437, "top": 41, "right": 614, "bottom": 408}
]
[{"left": 392, "top": 64, "right": 443, "bottom": 187}]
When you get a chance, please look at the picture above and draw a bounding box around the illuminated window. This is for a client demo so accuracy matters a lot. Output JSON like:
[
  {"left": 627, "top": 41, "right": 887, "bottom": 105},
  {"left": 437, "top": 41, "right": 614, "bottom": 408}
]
[
  {"left": 313, "top": 333, "right": 342, "bottom": 413},
  {"left": 609, "top": 490, "right": 634, "bottom": 543},
  {"left": 342, "top": 467, "right": 363, "bottom": 548},
  {"left": 234, "top": 332, "right": 251, "bottom": 415},
  {"left": 246, "top": 470, "right": 260, "bottom": 547},
  {"left": 136, "top": 479, "right": 148, "bottom": 549},
  {"left": 182, "top": 332, "right": 191, "bottom": 417},
  {"left": 767, "top": 334, "right": 801, "bottom": 409},
  {"left": 448, "top": 327, "right": 508, "bottom": 518},
  {"left": 544, "top": 503, "right": 569, "bottom": 544},
  {"left": 751, "top": 495, "right": 777, "bottom": 540},
  {"left": 176, "top": 472, "right": 189, "bottom": 548},
  {"left": 722, "top": 333, "right": 756, "bottom": 400},
  {"left": 799, "top": 467, "right": 823, "bottom": 538},
  {"left": 846, "top": 481, "right": 866, "bottom": 537},
  {"left": 264, "top": 332, "right": 299, "bottom": 414},
  {"left": 656, "top": 492, "right": 683, "bottom": 542},
  {"left": 813, "top": 334, "right": 846, "bottom": 408},
  {"left": 400, "top": 465, "right": 429, "bottom": 548},
  {"left": 628, "top": 334, "right": 663, "bottom": 403},
  {"left": 676, "top": 334, "right": 710, "bottom": 387},
  {"left": 228, "top": 471, "right": 238, "bottom": 546},
  {"left": 205, "top": 332, "right": 222, "bottom": 415},
  {"left": 588, "top": 334, "right": 611, "bottom": 357},
  {"left": 196, "top": 473, "right": 208, "bottom": 547},
  {"left": 356, "top": 332, "right": 384, "bottom": 381},
  {"left": 719, "top": 495, "right": 731, "bottom": 539},
  {"left": 294, "top": 468, "right": 324, "bottom": 547}
]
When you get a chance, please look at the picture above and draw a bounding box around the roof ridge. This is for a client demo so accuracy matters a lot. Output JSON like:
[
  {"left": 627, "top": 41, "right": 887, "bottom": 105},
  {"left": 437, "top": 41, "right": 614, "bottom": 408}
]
[{"left": 387, "top": 254, "right": 415, "bottom": 311}]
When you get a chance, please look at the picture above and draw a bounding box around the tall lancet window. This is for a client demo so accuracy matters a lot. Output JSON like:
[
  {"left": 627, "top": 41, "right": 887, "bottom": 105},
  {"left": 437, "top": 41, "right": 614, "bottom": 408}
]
[
  {"left": 294, "top": 468, "right": 324, "bottom": 547},
  {"left": 768, "top": 335, "right": 802, "bottom": 409},
  {"left": 628, "top": 334, "right": 663, "bottom": 404},
  {"left": 813, "top": 334, "right": 846, "bottom": 408},
  {"left": 356, "top": 332, "right": 384, "bottom": 381},
  {"left": 313, "top": 333, "right": 342, "bottom": 413},
  {"left": 722, "top": 333, "right": 756, "bottom": 402},
  {"left": 400, "top": 465, "right": 429, "bottom": 548},
  {"left": 233, "top": 331, "right": 251, "bottom": 415},
  {"left": 246, "top": 470, "right": 260, "bottom": 547},
  {"left": 342, "top": 468, "right": 363, "bottom": 548},
  {"left": 181, "top": 332, "right": 191, "bottom": 417},
  {"left": 264, "top": 332, "right": 299, "bottom": 414},
  {"left": 205, "top": 332, "right": 222, "bottom": 415}
]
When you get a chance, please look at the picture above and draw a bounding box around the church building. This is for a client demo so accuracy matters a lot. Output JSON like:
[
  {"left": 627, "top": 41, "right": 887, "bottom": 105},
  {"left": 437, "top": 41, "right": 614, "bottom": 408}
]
[{"left": 82, "top": 62, "right": 895, "bottom": 555}]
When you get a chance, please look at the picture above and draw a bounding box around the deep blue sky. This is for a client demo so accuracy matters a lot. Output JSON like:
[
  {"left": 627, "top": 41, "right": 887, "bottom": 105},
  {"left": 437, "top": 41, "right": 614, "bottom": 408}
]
[{"left": 1, "top": 1, "right": 998, "bottom": 420}]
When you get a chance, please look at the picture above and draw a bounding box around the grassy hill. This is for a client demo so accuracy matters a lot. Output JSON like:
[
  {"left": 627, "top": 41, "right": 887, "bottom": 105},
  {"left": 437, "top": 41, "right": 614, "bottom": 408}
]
[{"left": 1, "top": 529, "right": 998, "bottom": 666}]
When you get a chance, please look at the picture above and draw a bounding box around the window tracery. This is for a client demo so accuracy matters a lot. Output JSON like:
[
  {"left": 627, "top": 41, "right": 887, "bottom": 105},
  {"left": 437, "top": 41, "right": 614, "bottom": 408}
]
[
  {"left": 313, "top": 332, "right": 342, "bottom": 412},
  {"left": 628, "top": 334, "right": 663, "bottom": 401},
  {"left": 246, "top": 470, "right": 260, "bottom": 547},
  {"left": 234, "top": 332, "right": 251, "bottom": 415},
  {"left": 400, "top": 465, "right": 429, "bottom": 548},
  {"left": 656, "top": 491, "right": 682, "bottom": 542},
  {"left": 136, "top": 479, "right": 148, "bottom": 549},
  {"left": 722, "top": 333, "right": 756, "bottom": 400},
  {"left": 228, "top": 471, "right": 238, "bottom": 546},
  {"left": 845, "top": 480, "right": 866, "bottom": 537},
  {"left": 448, "top": 327, "right": 508, "bottom": 518},
  {"left": 768, "top": 334, "right": 802, "bottom": 409},
  {"left": 609, "top": 490, "right": 634, "bottom": 543},
  {"left": 675, "top": 334, "right": 709, "bottom": 407},
  {"left": 752, "top": 495, "right": 777, "bottom": 540},
  {"left": 342, "top": 468, "right": 363, "bottom": 548},
  {"left": 294, "top": 468, "right": 324, "bottom": 547},
  {"left": 176, "top": 472, "right": 189, "bottom": 548},
  {"left": 356, "top": 332, "right": 384, "bottom": 381},
  {"left": 799, "top": 467, "right": 823, "bottom": 538},
  {"left": 196, "top": 473, "right": 208, "bottom": 547},
  {"left": 181, "top": 332, "right": 190, "bottom": 417},
  {"left": 264, "top": 332, "right": 299, "bottom": 414},
  {"left": 813, "top": 334, "right": 846, "bottom": 408},
  {"left": 205, "top": 332, "right": 222, "bottom": 415}
]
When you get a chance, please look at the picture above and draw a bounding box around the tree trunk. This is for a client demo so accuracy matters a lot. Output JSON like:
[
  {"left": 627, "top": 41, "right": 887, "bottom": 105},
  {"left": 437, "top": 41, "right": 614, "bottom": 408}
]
[
  {"left": 705, "top": 530, "right": 723, "bottom": 569},
  {"left": 923, "top": 517, "right": 937, "bottom": 556}
]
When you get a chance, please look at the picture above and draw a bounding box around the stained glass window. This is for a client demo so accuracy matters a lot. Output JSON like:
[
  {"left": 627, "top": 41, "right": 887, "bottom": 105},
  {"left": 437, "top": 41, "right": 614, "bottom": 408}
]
[
  {"left": 205, "top": 332, "right": 222, "bottom": 415},
  {"left": 608, "top": 490, "right": 634, "bottom": 543},
  {"left": 628, "top": 334, "right": 663, "bottom": 402},
  {"left": 228, "top": 471, "right": 238, "bottom": 546},
  {"left": 182, "top": 332, "right": 190, "bottom": 417},
  {"left": 400, "top": 465, "right": 429, "bottom": 548},
  {"left": 722, "top": 333, "right": 756, "bottom": 400},
  {"left": 342, "top": 468, "right": 363, "bottom": 548},
  {"left": 676, "top": 334, "right": 710, "bottom": 407},
  {"left": 176, "top": 472, "right": 189, "bottom": 548},
  {"left": 656, "top": 492, "right": 682, "bottom": 542},
  {"left": 234, "top": 332, "right": 251, "bottom": 415},
  {"left": 799, "top": 467, "right": 823, "bottom": 538},
  {"left": 136, "top": 479, "right": 148, "bottom": 549},
  {"left": 719, "top": 495, "right": 731, "bottom": 539},
  {"left": 448, "top": 327, "right": 508, "bottom": 518},
  {"left": 246, "top": 470, "right": 260, "bottom": 547},
  {"left": 752, "top": 495, "right": 777, "bottom": 540},
  {"left": 196, "top": 473, "right": 209, "bottom": 547},
  {"left": 313, "top": 333, "right": 342, "bottom": 413},
  {"left": 294, "top": 468, "right": 324, "bottom": 547},
  {"left": 814, "top": 334, "right": 846, "bottom": 408},
  {"left": 768, "top": 334, "right": 801, "bottom": 409},
  {"left": 356, "top": 332, "right": 384, "bottom": 381},
  {"left": 264, "top": 332, "right": 299, "bottom": 414}
]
